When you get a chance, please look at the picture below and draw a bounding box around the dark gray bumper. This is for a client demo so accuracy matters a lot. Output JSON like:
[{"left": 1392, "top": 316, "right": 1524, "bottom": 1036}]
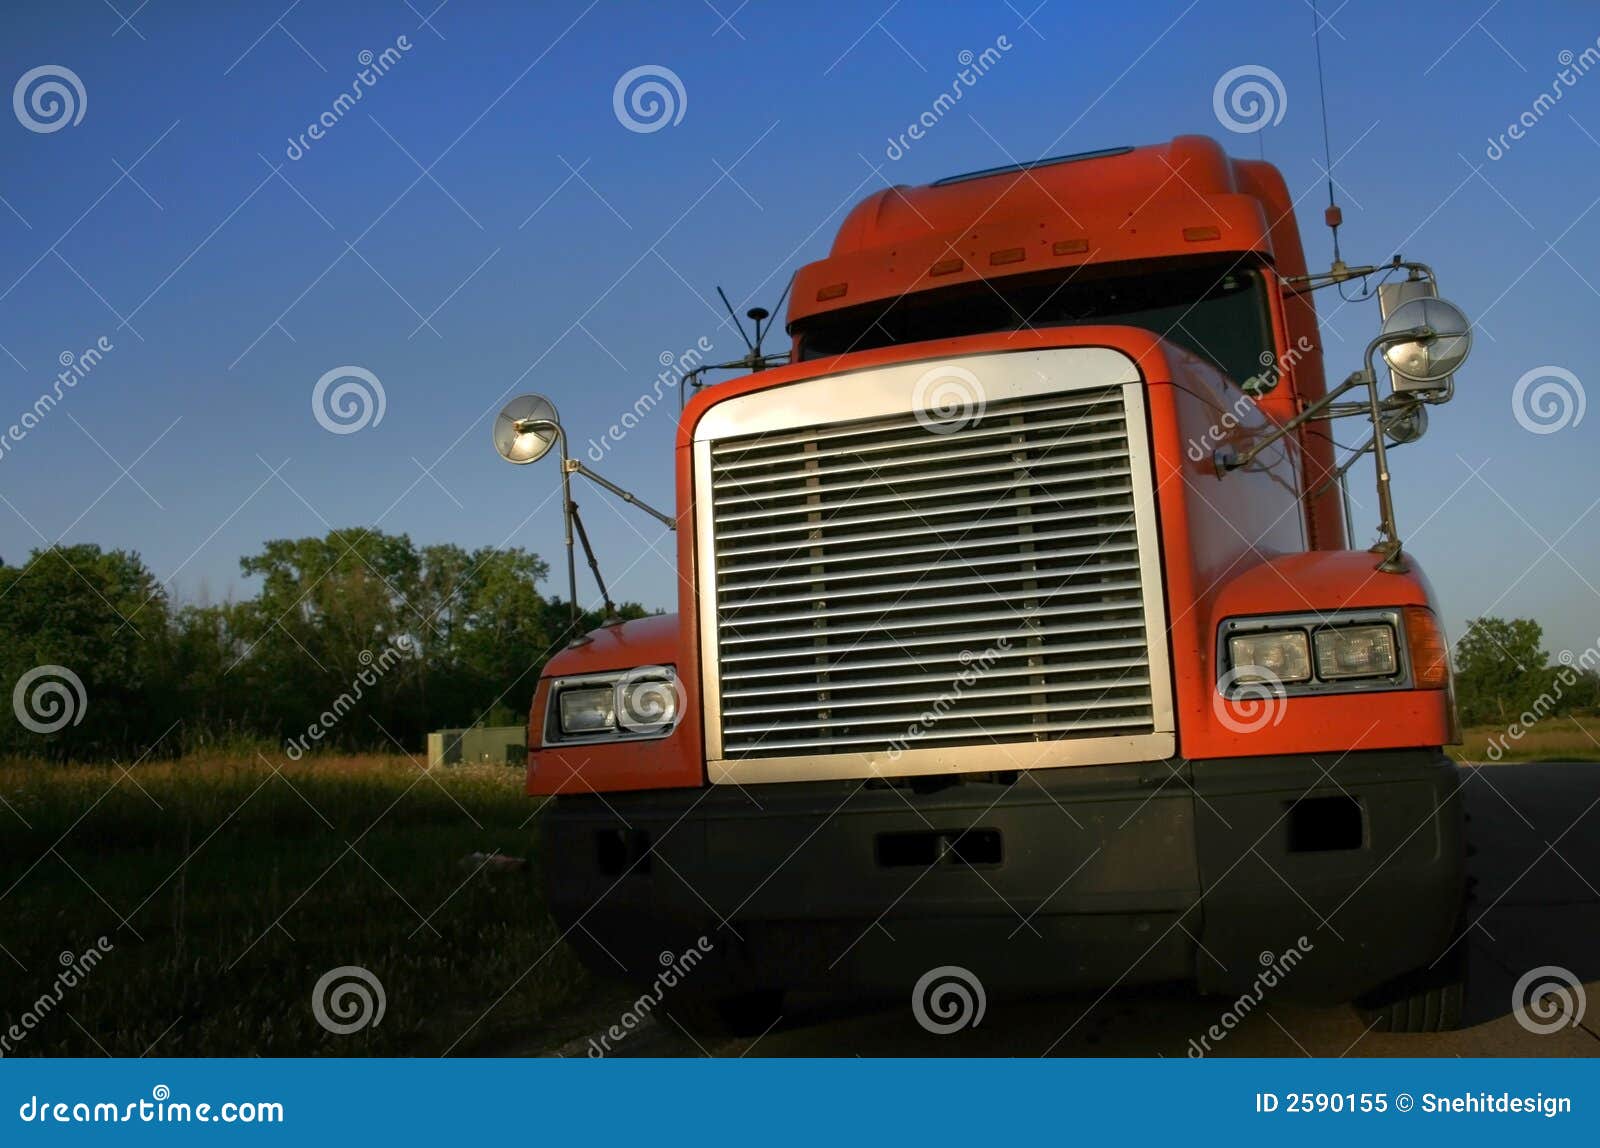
[{"left": 543, "top": 751, "right": 1465, "bottom": 1002}]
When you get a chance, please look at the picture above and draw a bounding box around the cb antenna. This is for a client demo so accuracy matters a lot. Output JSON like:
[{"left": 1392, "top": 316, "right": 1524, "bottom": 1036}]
[
  {"left": 715, "top": 272, "right": 795, "bottom": 371},
  {"left": 1312, "top": 0, "right": 1345, "bottom": 274},
  {"left": 717, "top": 286, "right": 755, "bottom": 353}
]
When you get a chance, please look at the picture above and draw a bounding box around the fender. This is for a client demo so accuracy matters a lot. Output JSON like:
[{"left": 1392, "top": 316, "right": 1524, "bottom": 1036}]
[
  {"left": 1178, "top": 551, "right": 1456, "bottom": 760},
  {"left": 526, "top": 614, "right": 703, "bottom": 794}
]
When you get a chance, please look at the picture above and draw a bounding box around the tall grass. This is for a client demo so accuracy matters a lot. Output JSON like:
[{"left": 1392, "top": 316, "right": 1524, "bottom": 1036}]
[
  {"left": 0, "top": 755, "right": 589, "bottom": 1056},
  {"left": 1451, "top": 715, "right": 1600, "bottom": 763}
]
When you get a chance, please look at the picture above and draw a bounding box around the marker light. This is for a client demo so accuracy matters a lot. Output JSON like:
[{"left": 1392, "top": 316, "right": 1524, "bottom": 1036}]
[{"left": 1403, "top": 606, "right": 1452, "bottom": 689}]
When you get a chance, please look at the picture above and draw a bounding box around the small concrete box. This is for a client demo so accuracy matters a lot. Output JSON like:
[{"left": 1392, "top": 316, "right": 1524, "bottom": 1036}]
[{"left": 428, "top": 726, "right": 525, "bottom": 767}]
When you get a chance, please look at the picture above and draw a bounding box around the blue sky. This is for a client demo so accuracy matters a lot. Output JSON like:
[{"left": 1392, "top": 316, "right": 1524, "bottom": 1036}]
[{"left": 2, "top": 0, "right": 1598, "bottom": 654}]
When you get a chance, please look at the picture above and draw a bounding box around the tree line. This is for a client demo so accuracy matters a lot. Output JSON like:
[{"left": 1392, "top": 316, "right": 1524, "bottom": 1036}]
[
  {"left": 1, "top": 532, "right": 1589, "bottom": 763},
  {"left": 1453, "top": 615, "right": 1600, "bottom": 727},
  {"left": 0, "top": 532, "right": 645, "bottom": 761}
]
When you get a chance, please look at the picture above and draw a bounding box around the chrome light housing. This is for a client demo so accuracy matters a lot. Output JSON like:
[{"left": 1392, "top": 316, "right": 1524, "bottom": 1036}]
[
  {"left": 1218, "top": 610, "right": 1410, "bottom": 699},
  {"left": 543, "top": 666, "right": 685, "bottom": 746}
]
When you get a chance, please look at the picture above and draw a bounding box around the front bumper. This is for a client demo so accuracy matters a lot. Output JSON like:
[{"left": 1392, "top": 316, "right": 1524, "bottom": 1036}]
[{"left": 543, "top": 750, "right": 1464, "bottom": 1003}]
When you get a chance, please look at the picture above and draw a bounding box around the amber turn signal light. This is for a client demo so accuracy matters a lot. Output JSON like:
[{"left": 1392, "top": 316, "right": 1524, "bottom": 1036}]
[{"left": 1404, "top": 606, "right": 1451, "bottom": 689}]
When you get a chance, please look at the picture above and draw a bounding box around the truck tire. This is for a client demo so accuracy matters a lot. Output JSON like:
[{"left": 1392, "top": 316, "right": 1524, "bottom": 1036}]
[
  {"left": 670, "top": 989, "right": 785, "bottom": 1039},
  {"left": 1354, "top": 949, "right": 1466, "bottom": 1033}
]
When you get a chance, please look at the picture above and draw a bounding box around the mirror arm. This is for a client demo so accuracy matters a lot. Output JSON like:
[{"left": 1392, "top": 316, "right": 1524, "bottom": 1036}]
[
  {"left": 1307, "top": 431, "right": 1376, "bottom": 505},
  {"left": 567, "top": 501, "right": 617, "bottom": 621},
  {"left": 1360, "top": 335, "right": 1409, "bottom": 573},
  {"left": 564, "top": 459, "right": 678, "bottom": 530},
  {"left": 1213, "top": 371, "right": 1366, "bottom": 476}
]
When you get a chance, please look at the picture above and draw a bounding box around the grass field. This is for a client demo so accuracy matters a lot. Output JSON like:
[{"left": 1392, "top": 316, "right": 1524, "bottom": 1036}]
[
  {"left": 1451, "top": 716, "right": 1600, "bottom": 763},
  {"left": 0, "top": 755, "right": 590, "bottom": 1057}
]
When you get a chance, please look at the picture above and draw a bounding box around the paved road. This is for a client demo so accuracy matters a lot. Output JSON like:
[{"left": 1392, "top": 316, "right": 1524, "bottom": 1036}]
[{"left": 542, "top": 762, "right": 1600, "bottom": 1057}]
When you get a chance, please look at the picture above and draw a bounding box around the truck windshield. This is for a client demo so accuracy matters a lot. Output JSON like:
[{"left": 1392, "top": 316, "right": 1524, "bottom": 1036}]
[{"left": 797, "top": 259, "right": 1276, "bottom": 388}]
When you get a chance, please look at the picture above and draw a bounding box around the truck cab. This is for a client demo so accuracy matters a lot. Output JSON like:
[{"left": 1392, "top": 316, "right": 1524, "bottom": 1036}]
[{"left": 510, "top": 136, "right": 1468, "bottom": 1036}]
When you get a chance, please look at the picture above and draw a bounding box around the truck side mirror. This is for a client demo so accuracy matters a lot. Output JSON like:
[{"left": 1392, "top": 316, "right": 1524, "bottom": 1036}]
[{"left": 1378, "top": 297, "right": 1471, "bottom": 392}]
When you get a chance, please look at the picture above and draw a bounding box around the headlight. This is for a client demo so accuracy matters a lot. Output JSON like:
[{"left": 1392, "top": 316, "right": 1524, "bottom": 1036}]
[
  {"left": 1313, "top": 625, "right": 1398, "bottom": 680},
  {"left": 1219, "top": 610, "right": 1414, "bottom": 701},
  {"left": 558, "top": 687, "right": 616, "bottom": 734},
  {"left": 1227, "top": 631, "right": 1311, "bottom": 684},
  {"left": 544, "top": 666, "right": 684, "bottom": 745}
]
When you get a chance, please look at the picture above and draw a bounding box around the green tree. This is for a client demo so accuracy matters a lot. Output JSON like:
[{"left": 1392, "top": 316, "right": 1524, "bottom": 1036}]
[
  {"left": 0, "top": 545, "right": 170, "bottom": 760},
  {"left": 1453, "top": 616, "right": 1555, "bottom": 726}
]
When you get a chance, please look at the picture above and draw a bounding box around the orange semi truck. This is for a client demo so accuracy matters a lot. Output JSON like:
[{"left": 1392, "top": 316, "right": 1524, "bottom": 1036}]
[{"left": 497, "top": 136, "right": 1475, "bottom": 1035}]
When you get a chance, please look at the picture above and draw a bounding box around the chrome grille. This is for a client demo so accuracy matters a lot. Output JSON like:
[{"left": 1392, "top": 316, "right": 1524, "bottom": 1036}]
[{"left": 706, "top": 384, "right": 1157, "bottom": 759}]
